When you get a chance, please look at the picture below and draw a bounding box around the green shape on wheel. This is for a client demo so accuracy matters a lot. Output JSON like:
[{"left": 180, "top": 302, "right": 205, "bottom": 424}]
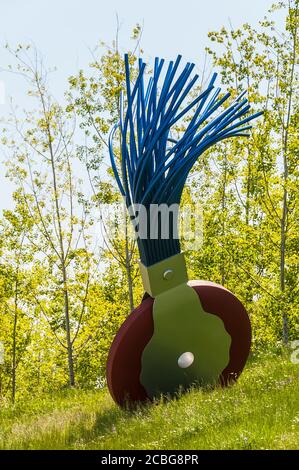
[{"left": 140, "top": 282, "right": 232, "bottom": 399}]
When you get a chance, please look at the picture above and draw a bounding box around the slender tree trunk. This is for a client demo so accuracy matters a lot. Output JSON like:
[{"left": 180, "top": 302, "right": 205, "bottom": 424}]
[
  {"left": 52, "top": 177, "right": 75, "bottom": 386},
  {"left": 35, "top": 77, "right": 76, "bottom": 386},
  {"left": 280, "top": 132, "right": 289, "bottom": 344},
  {"left": 126, "top": 255, "right": 134, "bottom": 311},
  {"left": 62, "top": 264, "right": 75, "bottom": 386},
  {"left": 12, "top": 278, "right": 19, "bottom": 404},
  {"left": 280, "top": 195, "right": 288, "bottom": 344},
  {"left": 245, "top": 151, "right": 251, "bottom": 226},
  {"left": 279, "top": 2, "right": 298, "bottom": 344},
  {"left": 46, "top": 114, "right": 75, "bottom": 386},
  {"left": 124, "top": 207, "right": 134, "bottom": 311},
  {"left": 37, "top": 352, "right": 41, "bottom": 386},
  {"left": 220, "top": 151, "right": 227, "bottom": 286}
]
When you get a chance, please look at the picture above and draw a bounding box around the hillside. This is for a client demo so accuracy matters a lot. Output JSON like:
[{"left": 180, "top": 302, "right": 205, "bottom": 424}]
[{"left": 0, "top": 352, "right": 298, "bottom": 450}]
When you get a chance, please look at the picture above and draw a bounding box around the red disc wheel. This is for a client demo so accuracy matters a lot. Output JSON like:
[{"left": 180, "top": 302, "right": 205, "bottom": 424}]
[{"left": 106, "top": 281, "right": 251, "bottom": 406}]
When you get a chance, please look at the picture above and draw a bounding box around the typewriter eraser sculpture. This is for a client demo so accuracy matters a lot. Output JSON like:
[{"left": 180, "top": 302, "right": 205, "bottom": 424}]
[{"left": 106, "top": 54, "right": 262, "bottom": 406}]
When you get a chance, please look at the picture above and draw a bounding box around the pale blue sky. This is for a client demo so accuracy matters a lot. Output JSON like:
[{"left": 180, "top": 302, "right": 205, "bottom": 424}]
[{"left": 0, "top": 0, "right": 281, "bottom": 210}]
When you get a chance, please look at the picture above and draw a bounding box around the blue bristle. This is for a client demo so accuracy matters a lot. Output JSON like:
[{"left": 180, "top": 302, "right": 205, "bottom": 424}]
[{"left": 108, "top": 55, "right": 262, "bottom": 266}]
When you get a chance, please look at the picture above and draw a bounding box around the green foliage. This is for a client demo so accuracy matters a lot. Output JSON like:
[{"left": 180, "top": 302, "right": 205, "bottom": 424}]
[
  {"left": 198, "top": 0, "right": 299, "bottom": 346},
  {"left": 0, "top": 3, "right": 298, "bottom": 407}
]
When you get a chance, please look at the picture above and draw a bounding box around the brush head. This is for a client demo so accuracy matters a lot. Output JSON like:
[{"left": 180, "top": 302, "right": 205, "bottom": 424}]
[{"left": 109, "top": 54, "right": 262, "bottom": 266}]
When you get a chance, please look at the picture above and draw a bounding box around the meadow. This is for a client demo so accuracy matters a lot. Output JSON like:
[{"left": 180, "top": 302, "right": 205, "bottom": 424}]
[{"left": 0, "top": 352, "right": 298, "bottom": 450}]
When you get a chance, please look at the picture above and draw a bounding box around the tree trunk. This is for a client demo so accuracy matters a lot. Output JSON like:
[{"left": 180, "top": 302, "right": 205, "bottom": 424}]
[
  {"left": 245, "top": 150, "right": 251, "bottom": 226},
  {"left": 62, "top": 265, "right": 75, "bottom": 386},
  {"left": 12, "top": 278, "right": 18, "bottom": 404},
  {"left": 46, "top": 117, "right": 75, "bottom": 386},
  {"left": 278, "top": 2, "right": 298, "bottom": 344},
  {"left": 220, "top": 151, "right": 227, "bottom": 286},
  {"left": 124, "top": 209, "right": 134, "bottom": 311},
  {"left": 280, "top": 149, "right": 288, "bottom": 345},
  {"left": 280, "top": 216, "right": 288, "bottom": 344}
]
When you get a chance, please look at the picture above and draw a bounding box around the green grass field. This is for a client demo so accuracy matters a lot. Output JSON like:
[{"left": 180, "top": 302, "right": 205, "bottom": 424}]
[{"left": 0, "top": 352, "right": 298, "bottom": 450}]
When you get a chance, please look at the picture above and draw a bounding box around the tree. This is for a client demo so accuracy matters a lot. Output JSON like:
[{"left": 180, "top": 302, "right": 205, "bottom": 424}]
[
  {"left": 206, "top": 0, "right": 299, "bottom": 344},
  {"left": 2, "top": 45, "right": 98, "bottom": 386},
  {"left": 67, "top": 29, "right": 143, "bottom": 311},
  {"left": 0, "top": 205, "right": 34, "bottom": 402}
]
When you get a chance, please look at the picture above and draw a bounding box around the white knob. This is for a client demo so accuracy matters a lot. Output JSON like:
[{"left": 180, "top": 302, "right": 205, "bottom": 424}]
[{"left": 178, "top": 352, "right": 194, "bottom": 368}]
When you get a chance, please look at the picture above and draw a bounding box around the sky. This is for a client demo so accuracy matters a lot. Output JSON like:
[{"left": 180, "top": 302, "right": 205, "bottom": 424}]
[{"left": 0, "top": 0, "right": 282, "bottom": 211}]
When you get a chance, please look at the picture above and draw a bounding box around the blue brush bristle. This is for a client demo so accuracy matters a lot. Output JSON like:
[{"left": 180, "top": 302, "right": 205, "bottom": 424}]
[{"left": 109, "top": 54, "right": 262, "bottom": 266}]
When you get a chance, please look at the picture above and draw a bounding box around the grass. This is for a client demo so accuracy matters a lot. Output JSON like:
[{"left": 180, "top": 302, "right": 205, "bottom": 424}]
[{"left": 0, "top": 352, "right": 298, "bottom": 450}]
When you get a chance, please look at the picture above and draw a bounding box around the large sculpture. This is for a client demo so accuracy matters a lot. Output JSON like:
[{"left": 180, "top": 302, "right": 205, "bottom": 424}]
[{"left": 106, "top": 54, "right": 262, "bottom": 406}]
